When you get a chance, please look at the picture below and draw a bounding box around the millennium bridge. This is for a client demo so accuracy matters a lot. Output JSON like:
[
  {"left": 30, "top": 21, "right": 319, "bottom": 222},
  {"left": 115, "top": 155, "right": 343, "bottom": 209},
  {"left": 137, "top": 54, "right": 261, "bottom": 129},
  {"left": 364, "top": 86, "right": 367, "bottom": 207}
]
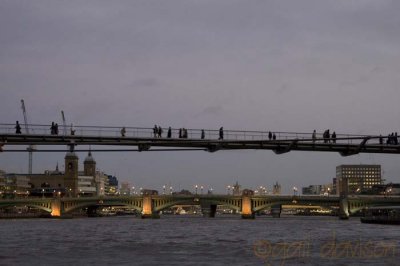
[{"left": 0, "top": 123, "right": 399, "bottom": 156}]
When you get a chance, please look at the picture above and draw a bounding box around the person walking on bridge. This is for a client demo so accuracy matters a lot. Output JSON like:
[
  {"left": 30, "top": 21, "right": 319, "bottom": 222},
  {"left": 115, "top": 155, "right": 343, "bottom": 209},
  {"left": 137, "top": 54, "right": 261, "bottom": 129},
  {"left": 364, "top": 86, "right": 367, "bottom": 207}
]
[
  {"left": 15, "top": 121, "right": 21, "bottom": 134},
  {"left": 120, "top": 127, "right": 126, "bottom": 137},
  {"left": 153, "top": 125, "right": 158, "bottom": 138},
  {"left": 312, "top": 130, "right": 316, "bottom": 143},
  {"left": 332, "top": 131, "right": 337, "bottom": 143},
  {"left": 158, "top": 126, "right": 163, "bottom": 138},
  {"left": 201, "top": 129, "right": 205, "bottom": 139},
  {"left": 167, "top": 127, "right": 172, "bottom": 138},
  {"left": 50, "top": 122, "right": 55, "bottom": 135},
  {"left": 219, "top": 127, "right": 224, "bottom": 140}
]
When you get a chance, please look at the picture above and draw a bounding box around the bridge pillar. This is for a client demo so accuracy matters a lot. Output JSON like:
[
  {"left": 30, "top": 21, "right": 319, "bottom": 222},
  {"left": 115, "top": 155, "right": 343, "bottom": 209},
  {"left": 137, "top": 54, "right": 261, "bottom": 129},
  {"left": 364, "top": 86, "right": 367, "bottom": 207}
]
[
  {"left": 141, "top": 196, "right": 160, "bottom": 219},
  {"left": 339, "top": 197, "right": 350, "bottom": 220},
  {"left": 241, "top": 196, "right": 255, "bottom": 219},
  {"left": 51, "top": 198, "right": 63, "bottom": 217},
  {"left": 87, "top": 206, "right": 100, "bottom": 217},
  {"left": 200, "top": 202, "right": 217, "bottom": 218},
  {"left": 270, "top": 204, "right": 282, "bottom": 218}
]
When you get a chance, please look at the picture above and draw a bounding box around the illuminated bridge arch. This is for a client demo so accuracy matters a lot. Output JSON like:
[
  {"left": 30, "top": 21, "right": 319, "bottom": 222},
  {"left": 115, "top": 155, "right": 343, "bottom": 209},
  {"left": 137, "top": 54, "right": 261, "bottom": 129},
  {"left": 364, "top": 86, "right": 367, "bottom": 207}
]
[
  {"left": 346, "top": 197, "right": 400, "bottom": 214},
  {"left": 0, "top": 199, "right": 53, "bottom": 213},
  {"left": 152, "top": 196, "right": 242, "bottom": 212},
  {"left": 62, "top": 197, "right": 143, "bottom": 214},
  {"left": 252, "top": 196, "right": 340, "bottom": 213}
]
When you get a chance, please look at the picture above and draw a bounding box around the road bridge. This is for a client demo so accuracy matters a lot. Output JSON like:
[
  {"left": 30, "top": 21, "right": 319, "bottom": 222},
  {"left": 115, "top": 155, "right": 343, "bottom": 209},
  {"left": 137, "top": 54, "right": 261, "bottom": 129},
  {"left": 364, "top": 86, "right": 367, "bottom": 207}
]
[
  {"left": 1, "top": 194, "right": 400, "bottom": 219},
  {"left": 1, "top": 123, "right": 399, "bottom": 156}
]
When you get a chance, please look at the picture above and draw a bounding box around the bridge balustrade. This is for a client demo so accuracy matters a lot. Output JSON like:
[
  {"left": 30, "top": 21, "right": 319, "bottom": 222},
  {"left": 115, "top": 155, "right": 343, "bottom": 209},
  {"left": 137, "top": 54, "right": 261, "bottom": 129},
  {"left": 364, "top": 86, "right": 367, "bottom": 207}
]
[{"left": 0, "top": 123, "right": 377, "bottom": 144}]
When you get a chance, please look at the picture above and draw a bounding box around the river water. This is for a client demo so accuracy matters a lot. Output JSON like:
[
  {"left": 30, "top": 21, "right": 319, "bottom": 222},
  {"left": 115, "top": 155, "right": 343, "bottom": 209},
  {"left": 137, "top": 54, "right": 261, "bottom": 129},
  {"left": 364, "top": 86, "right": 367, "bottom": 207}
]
[{"left": 0, "top": 215, "right": 399, "bottom": 266}]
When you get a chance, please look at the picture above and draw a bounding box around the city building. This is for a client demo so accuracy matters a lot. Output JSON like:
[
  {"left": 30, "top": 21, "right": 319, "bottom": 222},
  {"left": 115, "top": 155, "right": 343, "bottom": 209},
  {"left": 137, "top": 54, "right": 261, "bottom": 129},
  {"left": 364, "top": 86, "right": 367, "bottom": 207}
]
[
  {"left": 385, "top": 183, "right": 400, "bottom": 195},
  {"left": 105, "top": 175, "right": 118, "bottom": 195},
  {"left": 120, "top": 182, "right": 131, "bottom": 196},
  {"left": 0, "top": 170, "right": 30, "bottom": 197},
  {"left": 366, "top": 183, "right": 400, "bottom": 196},
  {"left": 232, "top": 181, "right": 241, "bottom": 196},
  {"left": 332, "top": 178, "right": 337, "bottom": 195},
  {"left": 272, "top": 182, "right": 281, "bottom": 195},
  {"left": 336, "top": 164, "right": 382, "bottom": 195},
  {"left": 302, "top": 184, "right": 332, "bottom": 195},
  {"left": 4, "top": 151, "right": 111, "bottom": 198}
]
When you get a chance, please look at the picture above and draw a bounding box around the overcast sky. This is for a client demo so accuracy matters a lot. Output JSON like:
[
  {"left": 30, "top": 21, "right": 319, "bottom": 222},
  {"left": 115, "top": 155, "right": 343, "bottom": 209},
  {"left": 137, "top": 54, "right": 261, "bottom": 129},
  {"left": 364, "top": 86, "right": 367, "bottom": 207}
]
[{"left": 1, "top": 0, "right": 400, "bottom": 194}]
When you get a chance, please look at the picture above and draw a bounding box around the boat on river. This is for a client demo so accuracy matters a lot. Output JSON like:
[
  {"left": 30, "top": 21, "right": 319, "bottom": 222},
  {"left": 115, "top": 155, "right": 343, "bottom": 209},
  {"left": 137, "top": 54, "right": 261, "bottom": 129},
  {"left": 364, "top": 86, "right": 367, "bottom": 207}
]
[{"left": 360, "top": 206, "right": 400, "bottom": 225}]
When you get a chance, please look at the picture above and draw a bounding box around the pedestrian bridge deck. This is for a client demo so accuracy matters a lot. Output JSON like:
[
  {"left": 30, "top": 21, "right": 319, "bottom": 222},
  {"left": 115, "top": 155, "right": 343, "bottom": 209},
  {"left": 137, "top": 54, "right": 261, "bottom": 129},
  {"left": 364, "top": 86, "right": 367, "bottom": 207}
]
[{"left": 0, "top": 124, "right": 399, "bottom": 156}]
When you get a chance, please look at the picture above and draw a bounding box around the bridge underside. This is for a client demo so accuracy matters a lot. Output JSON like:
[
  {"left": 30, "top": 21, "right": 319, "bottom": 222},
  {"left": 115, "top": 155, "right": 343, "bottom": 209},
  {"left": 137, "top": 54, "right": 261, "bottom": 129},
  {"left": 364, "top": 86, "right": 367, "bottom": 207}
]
[{"left": 1, "top": 134, "right": 400, "bottom": 156}]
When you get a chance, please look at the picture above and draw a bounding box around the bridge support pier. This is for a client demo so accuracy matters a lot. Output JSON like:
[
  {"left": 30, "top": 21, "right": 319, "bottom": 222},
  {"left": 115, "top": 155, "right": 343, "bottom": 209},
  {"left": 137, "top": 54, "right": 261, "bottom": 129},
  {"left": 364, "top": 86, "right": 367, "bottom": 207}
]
[
  {"left": 141, "top": 196, "right": 160, "bottom": 219},
  {"left": 339, "top": 197, "right": 350, "bottom": 220},
  {"left": 201, "top": 203, "right": 217, "bottom": 218},
  {"left": 241, "top": 196, "right": 255, "bottom": 219},
  {"left": 271, "top": 204, "right": 282, "bottom": 218},
  {"left": 51, "top": 198, "right": 63, "bottom": 217}
]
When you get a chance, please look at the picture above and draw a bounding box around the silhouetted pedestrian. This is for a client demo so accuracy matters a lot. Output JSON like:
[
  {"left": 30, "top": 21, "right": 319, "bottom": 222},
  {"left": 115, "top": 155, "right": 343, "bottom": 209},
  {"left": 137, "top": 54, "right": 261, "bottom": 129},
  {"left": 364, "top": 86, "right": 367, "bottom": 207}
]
[
  {"left": 332, "top": 131, "right": 336, "bottom": 143},
  {"left": 50, "top": 122, "right": 55, "bottom": 135},
  {"left": 219, "top": 127, "right": 224, "bottom": 140},
  {"left": 268, "top": 131, "right": 272, "bottom": 140},
  {"left": 183, "top": 128, "right": 188, "bottom": 138},
  {"left": 272, "top": 133, "right": 276, "bottom": 140},
  {"left": 386, "top": 134, "right": 391, "bottom": 145},
  {"left": 153, "top": 125, "right": 158, "bottom": 138},
  {"left": 158, "top": 126, "right": 163, "bottom": 138},
  {"left": 312, "top": 130, "right": 316, "bottom": 143},
  {"left": 201, "top": 129, "right": 205, "bottom": 139},
  {"left": 121, "top": 127, "right": 126, "bottom": 137},
  {"left": 379, "top": 135, "right": 383, "bottom": 145},
  {"left": 55, "top": 123, "right": 59, "bottom": 135},
  {"left": 167, "top": 127, "right": 172, "bottom": 138},
  {"left": 15, "top": 121, "right": 21, "bottom": 134},
  {"left": 395, "top": 132, "right": 399, "bottom": 145},
  {"left": 323, "top": 129, "right": 330, "bottom": 143}
]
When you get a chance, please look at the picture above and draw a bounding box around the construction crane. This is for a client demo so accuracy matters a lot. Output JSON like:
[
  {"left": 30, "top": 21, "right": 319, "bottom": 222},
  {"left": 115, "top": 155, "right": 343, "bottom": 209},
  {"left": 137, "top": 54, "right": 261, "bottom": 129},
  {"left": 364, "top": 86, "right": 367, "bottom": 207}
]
[
  {"left": 21, "top": 99, "right": 35, "bottom": 174},
  {"left": 61, "top": 110, "right": 67, "bottom": 136}
]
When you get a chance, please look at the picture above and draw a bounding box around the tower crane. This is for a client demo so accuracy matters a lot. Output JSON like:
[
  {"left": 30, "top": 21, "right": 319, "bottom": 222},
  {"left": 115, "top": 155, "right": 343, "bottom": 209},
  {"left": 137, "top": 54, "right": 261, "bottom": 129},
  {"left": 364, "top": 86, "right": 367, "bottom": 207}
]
[
  {"left": 21, "top": 99, "right": 35, "bottom": 174},
  {"left": 61, "top": 110, "right": 67, "bottom": 136}
]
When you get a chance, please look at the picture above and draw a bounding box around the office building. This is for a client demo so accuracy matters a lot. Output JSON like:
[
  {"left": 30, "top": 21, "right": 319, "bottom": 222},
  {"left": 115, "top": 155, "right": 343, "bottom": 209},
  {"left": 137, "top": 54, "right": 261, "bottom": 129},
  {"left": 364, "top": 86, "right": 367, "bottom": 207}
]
[{"left": 336, "top": 164, "right": 382, "bottom": 195}]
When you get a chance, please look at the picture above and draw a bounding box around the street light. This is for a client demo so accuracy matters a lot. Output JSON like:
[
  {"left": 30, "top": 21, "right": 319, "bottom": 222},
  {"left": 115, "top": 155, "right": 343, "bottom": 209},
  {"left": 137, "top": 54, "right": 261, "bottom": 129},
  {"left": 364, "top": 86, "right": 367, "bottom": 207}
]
[
  {"left": 169, "top": 186, "right": 173, "bottom": 195},
  {"left": 227, "top": 185, "right": 231, "bottom": 195},
  {"left": 163, "top": 185, "right": 166, "bottom": 195},
  {"left": 388, "top": 188, "right": 392, "bottom": 197},
  {"left": 42, "top": 188, "right": 45, "bottom": 198},
  {"left": 327, "top": 187, "right": 331, "bottom": 197},
  {"left": 195, "top": 185, "right": 198, "bottom": 195},
  {"left": 200, "top": 186, "right": 204, "bottom": 195},
  {"left": 293, "top": 186, "right": 298, "bottom": 196}
]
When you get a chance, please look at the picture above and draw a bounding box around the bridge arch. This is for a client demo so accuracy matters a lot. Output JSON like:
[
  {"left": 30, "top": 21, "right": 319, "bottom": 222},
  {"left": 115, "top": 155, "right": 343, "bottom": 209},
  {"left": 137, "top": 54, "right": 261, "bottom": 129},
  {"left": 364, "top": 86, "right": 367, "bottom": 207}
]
[
  {"left": 252, "top": 198, "right": 339, "bottom": 213},
  {"left": 62, "top": 198, "right": 143, "bottom": 214},
  {"left": 153, "top": 197, "right": 242, "bottom": 213},
  {"left": 0, "top": 202, "right": 52, "bottom": 213}
]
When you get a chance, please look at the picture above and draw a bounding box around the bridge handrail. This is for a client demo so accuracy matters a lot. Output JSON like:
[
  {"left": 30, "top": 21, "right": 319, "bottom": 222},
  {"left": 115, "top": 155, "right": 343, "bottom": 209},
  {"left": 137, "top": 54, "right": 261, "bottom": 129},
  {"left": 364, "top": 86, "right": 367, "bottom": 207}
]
[{"left": 0, "top": 123, "right": 385, "bottom": 145}]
